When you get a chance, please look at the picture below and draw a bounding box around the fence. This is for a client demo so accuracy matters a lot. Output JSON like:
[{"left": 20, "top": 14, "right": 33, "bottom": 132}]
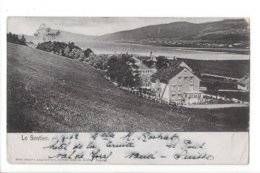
[
  {"left": 108, "top": 77, "right": 248, "bottom": 106},
  {"left": 202, "top": 94, "right": 248, "bottom": 105}
]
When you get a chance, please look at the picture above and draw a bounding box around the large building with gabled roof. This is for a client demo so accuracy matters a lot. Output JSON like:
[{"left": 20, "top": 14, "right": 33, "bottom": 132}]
[{"left": 151, "top": 60, "right": 202, "bottom": 104}]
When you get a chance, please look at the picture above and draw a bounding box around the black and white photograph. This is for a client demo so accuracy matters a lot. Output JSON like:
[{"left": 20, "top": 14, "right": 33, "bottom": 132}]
[
  {"left": 3, "top": 0, "right": 260, "bottom": 170},
  {"left": 7, "top": 17, "right": 250, "bottom": 133},
  {"left": 4, "top": 17, "right": 251, "bottom": 165}
]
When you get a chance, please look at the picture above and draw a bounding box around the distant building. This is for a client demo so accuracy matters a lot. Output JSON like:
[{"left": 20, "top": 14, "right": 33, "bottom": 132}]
[
  {"left": 149, "top": 51, "right": 157, "bottom": 62},
  {"left": 139, "top": 63, "right": 157, "bottom": 89},
  {"left": 132, "top": 56, "right": 156, "bottom": 89},
  {"left": 151, "top": 60, "right": 202, "bottom": 105},
  {"left": 34, "top": 23, "right": 60, "bottom": 41},
  {"left": 237, "top": 73, "right": 249, "bottom": 91}
]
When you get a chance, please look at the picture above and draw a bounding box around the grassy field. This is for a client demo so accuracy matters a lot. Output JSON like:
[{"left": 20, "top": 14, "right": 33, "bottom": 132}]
[{"left": 7, "top": 43, "right": 249, "bottom": 132}]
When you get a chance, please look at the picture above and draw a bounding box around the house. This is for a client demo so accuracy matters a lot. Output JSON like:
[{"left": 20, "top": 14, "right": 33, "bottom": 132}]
[
  {"left": 151, "top": 60, "right": 202, "bottom": 105},
  {"left": 237, "top": 73, "right": 249, "bottom": 91},
  {"left": 132, "top": 56, "right": 156, "bottom": 89},
  {"left": 138, "top": 63, "right": 156, "bottom": 89}
]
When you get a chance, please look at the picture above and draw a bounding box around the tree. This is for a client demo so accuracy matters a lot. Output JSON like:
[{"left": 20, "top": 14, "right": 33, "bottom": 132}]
[
  {"left": 7, "top": 32, "right": 27, "bottom": 46},
  {"left": 106, "top": 54, "right": 140, "bottom": 88},
  {"left": 35, "top": 41, "right": 91, "bottom": 61},
  {"left": 20, "top": 35, "right": 26, "bottom": 45},
  {"left": 156, "top": 56, "right": 169, "bottom": 69},
  {"left": 68, "top": 42, "right": 75, "bottom": 50},
  {"left": 84, "top": 48, "right": 93, "bottom": 58},
  {"left": 64, "top": 46, "right": 70, "bottom": 57},
  {"left": 79, "top": 51, "right": 85, "bottom": 61},
  {"left": 74, "top": 49, "right": 81, "bottom": 59},
  {"left": 68, "top": 48, "right": 77, "bottom": 58},
  {"left": 58, "top": 49, "right": 63, "bottom": 56}
]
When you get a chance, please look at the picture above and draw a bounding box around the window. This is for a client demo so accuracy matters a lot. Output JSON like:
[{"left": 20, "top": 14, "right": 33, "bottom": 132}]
[
  {"left": 190, "top": 76, "right": 194, "bottom": 82},
  {"left": 178, "top": 76, "right": 182, "bottom": 83},
  {"left": 189, "top": 84, "right": 194, "bottom": 91},
  {"left": 178, "top": 85, "right": 182, "bottom": 91},
  {"left": 171, "top": 85, "right": 176, "bottom": 91},
  {"left": 184, "top": 76, "right": 188, "bottom": 82}
]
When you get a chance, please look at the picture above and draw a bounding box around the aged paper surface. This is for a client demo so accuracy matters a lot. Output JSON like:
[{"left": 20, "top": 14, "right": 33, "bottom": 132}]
[
  {"left": 6, "top": 17, "right": 250, "bottom": 165},
  {"left": 7, "top": 132, "right": 248, "bottom": 164}
]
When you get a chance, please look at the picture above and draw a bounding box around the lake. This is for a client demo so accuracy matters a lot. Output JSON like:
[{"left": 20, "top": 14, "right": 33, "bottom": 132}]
[{"left": 76, "top": 41, "right": 250, "bottom": 60}]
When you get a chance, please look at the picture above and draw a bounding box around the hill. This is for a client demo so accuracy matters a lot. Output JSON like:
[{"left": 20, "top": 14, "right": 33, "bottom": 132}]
[
  {"left": 98, "top": 19, "right": 249, "bottom": 46},
  {"left": 7, "top": 43, "right": 248, "bottom": 132},
  {"left": 21, "top": 19, "right": 250, "bottom": 50}
]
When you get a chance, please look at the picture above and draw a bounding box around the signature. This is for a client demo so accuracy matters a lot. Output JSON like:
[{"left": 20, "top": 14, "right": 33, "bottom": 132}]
[
  {"left": 125, "top": 152, "right": 156, "bottom": 159},
  {"left": 42, "top": 132, "right": 214, "bottom": 162},
  {"left": 89, "top": 149, "right": 112, "bottom": 161},
  {"left": 174, "top": 149, "right": 214, "bottom": 160}
]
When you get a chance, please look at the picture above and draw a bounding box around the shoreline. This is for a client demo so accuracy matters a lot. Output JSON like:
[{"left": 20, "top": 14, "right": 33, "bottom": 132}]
[
  {"left": 173, "top": 47, "right": 249, "bottom": 55},
  {"left": 116, "top": 41, "right": 250, "bottom": 55},
  {"left": 76, "top": 41, "right": 250, "bottom": 59}
]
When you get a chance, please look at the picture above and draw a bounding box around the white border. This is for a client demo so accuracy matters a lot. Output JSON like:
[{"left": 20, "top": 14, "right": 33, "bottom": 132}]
[{"left": 1, "top": 0, "right": 259, "bottom": 172}]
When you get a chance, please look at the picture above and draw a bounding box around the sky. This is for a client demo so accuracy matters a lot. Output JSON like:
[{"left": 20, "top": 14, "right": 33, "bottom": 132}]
[{"left": 7, "top": 17, "right": 235, "bottom": 36}]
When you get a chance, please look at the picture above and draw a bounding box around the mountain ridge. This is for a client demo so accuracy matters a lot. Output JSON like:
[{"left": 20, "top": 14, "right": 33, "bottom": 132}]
[
  {"left": 98, "top": 19, "right": 249, "bottom": 42},
  {"left": 22, "top": 19, "right": 249, "bottom": 49}
]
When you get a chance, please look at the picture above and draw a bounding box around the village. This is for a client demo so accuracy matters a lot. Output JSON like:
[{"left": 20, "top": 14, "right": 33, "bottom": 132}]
[
  {"left": 2, "top": 5, "right": 255, "bottom": 168},
  {"left": 19, "top": 25, "right": 249, "bottom": 109},
  {"left": 85, "top": 50, "right": 249, "bottom": 109},
  {"left": 6, "top": 19, "right": 250, "bottom": 133},
  {"left": 19, "top": 23, "right": 249, "bottom": 110}
]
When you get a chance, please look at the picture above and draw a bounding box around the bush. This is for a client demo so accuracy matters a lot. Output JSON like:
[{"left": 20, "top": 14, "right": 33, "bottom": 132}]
[
  {"left": 7, "top": 32, "right": 27, "bottom": 46},
  {"left": 36, "top": 41, "right": 90, "bottom": 60}
]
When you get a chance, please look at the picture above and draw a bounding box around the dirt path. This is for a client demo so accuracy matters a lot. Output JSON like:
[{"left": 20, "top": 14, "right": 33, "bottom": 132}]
[{"left": 183, "top": 103, "right": 249, "bottom": 109}]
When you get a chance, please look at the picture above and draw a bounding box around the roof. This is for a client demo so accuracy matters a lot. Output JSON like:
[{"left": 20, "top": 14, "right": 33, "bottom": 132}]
[
  {"left": 138, "top": 62, "right": 150, "bottom": 70},
  {"left": 131, "top": 56, "right": 142, "bottom": 63},
  {"left": 168, "top": 60, "right": 183, "bottom": 69},
  {"left": 151, "top": 60, "right": 194, "bottom": 83},
  {"left": 238, "top": 73, "right": 249, "bottom": 85},
  {"left": 134, "top": 56, "right": 151, "bottom": 61},
  {"left": 131, "top": 56, "right": 152, "bottom": 70},
  {"left": 151, "top": 66, "right": 186, "bottom": 83}
]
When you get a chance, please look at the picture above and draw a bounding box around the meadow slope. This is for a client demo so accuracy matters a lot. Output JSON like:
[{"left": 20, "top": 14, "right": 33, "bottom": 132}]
[{"left": 7, "top": 43, "right": 249, "bottom": 132}]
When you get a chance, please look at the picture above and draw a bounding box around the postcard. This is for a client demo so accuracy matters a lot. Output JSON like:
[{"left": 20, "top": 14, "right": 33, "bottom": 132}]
[{"left": 6, "top": 17, "right": 250, "bottom": 164}]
